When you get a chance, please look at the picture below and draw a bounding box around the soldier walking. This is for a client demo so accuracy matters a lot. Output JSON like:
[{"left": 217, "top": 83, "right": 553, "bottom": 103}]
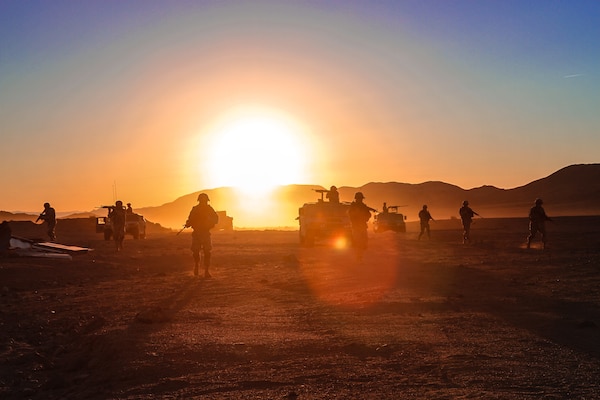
[
  {"left": 459, "top": 200, "right": 479, "bottom": 244},
  {"left": 527, "top": 198, "right": 552, "bottom": 249},
  {"left": 36, "top": 202, "right": 57, "bottom": 241},
  {"left": 109, "top": 200, "right": 126, "bottom": 251},
  {"left": 418, "top": 205, "right": 435, "bottom": 240},
  {"left": 185, "top": 193, "right": 218, "bottom": 277},
  {"left": 348, "top": 192, "right": 372, "bottom": 261}
]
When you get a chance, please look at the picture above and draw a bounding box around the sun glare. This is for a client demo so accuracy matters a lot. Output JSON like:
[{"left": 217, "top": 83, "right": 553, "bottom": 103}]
[{"left": 202, "top": 108, "right": 309, "bottom": 196}]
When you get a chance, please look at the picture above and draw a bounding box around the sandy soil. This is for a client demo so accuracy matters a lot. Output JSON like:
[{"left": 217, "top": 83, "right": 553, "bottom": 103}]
[{"left": 1, "top": 217, "right": 600, "bottom": 399}]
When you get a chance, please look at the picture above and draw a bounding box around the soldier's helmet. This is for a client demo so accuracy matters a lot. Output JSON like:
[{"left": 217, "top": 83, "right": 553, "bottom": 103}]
[
  {"left": 463, "top": 200, "right": 469, "bottom": 206},
  {"left": 44, "top": 202, "right": 50, "bottom": 208},
  {"left": 354, "top": 192, "right": 365, "bottom": 200},
  {"left": 423, "top": 205, "right": 428, "bottom": 209},
  {"left": 115, "top": 200, "right": 123, "bottom": 207},
  {"left": 197, "top": 193, "right": 210, "bottom": 203},
  {"left": 535, "top": 198, "right": 543, "bottom": 205}
]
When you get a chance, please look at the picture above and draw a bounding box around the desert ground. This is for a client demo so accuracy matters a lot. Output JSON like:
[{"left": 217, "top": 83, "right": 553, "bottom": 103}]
[{"left": 1, "top": 216, "right": 600, "bottom": 399}]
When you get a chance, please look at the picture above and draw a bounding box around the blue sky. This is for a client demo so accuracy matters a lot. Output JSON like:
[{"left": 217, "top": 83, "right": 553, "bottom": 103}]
[{"left": 1, "top": 1, "right": 599, "bottom": 212}]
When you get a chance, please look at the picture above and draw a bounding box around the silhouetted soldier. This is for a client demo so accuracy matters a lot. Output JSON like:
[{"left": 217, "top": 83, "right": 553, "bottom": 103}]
[
  {"left": 348, "top": 192, "right": 372, "bottom": 261},
  {"left": 459, "top": 200, "right": 479, "bottom": 244},
  {"left": 36, "top": 202, "right": 56, "bottom": 241},
  {"left": 185, "top": 193, "right": 218, "bottom": 277},
  {"left": 109, "top": 200, "right": 126, "bottom": 251},
  {"left": 326, "top": 185, "right": 339, "bottom": 203},
  {"left": 418, "top": 204, "right": 435, "bottom": 240},
  {"left": 527, "top": 198, "right": 552, "bottom": 249},
  {"left": 382, "top": 202, "right": 388, "bottom": 213},
  {"left": 126, "top": 203, "right": 133, "bottom": 214}
]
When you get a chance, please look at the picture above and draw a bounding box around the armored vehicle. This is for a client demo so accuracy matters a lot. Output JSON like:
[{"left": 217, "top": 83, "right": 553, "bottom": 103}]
[
  {"left": 215, "top": 211, "right": 234, "bottom": 231},
  {"left": 373, "top": 205, "right": 407, "bottom": 233},
  {"left": 96, "top": 206, "right": 147, "bottom": 240},
  {"left": 297, "top": 189, "right": 352, "bottom": 246}
]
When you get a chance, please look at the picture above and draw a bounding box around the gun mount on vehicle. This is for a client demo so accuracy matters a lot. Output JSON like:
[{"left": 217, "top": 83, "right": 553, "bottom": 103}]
[
  {"left": 297, "top": 189, "right": 353, "bottom": 246},
  {"left": 96, "top": 206, "right": 147, "bottom": 240},
  {"left": 373, "top": 205, "right": 407, "bottom": 233}
]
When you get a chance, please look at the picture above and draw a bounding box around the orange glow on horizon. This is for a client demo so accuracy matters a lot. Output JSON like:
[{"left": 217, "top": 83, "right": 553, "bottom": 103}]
[{"left": 187, "top": 105, "right": 316, "bottom": 227}]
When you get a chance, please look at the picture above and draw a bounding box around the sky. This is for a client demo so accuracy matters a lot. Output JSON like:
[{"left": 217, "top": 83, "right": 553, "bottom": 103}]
[{"left": 1, "top": 0, "right": 599, "bottom": 213}]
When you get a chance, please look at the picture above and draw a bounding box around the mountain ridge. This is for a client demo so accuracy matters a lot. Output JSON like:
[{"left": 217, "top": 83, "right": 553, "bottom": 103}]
[
  {"left": 136, "top": 163, "right": 600, "bottom": 228},
  {"left": 2, "top": 164, "right": 599, "bottom": 229}
]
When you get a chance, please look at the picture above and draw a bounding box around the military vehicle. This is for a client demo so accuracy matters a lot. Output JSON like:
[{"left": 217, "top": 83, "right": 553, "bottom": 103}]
[
  {"left": 96, "top": 206, "right": 147, "bottom": 240},
  {"left": 297, "top": 189, "right": 353, "bottom": 246},
  {"left": 215, "top": 211, "right": 234, "bottom": 231},
  {"left": 373, "top": 205, "right": 407, "bottom": 233}
]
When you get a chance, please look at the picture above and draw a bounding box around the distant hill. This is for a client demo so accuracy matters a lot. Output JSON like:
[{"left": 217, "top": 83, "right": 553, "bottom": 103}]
[
  {"left": 347, "top": 164, "right": 600, "bottom": 221},
  {"left": 4, "top": 164, "right": 598, "bottom": 230},
  {"left": 133, "top": 164, "right": 600, "bottom": 229},
  {"left": 0, "top": 211, "right": 38, "bottom": 222},
  {"left": 62, "top": 212, "right": 99, "bottom": 219},
  {"left": 136, "top": 185, "right": 327, "bottom": 231},
  {"left": 1, "top": 210, "right": 102, "bottom": 222}
]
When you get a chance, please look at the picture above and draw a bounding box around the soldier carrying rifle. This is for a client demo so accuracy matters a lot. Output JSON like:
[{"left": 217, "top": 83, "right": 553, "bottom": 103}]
[
  {"left": 348, "top": 192, "right": 373, "bottom": 261},
  {"left": 36, "top": 202, "right": 56, "bottom": 241},
  {"left": 185, "top": 193, "right": 219, "bottom": 278}
]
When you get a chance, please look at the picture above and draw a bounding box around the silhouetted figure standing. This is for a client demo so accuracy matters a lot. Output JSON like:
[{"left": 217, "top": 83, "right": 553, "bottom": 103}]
[
  {"left": 418, "top": 205, "right": 435, "bottom": 240},
  {"left": 185, "top": 193, "right": 218, "bottom": 278},
  {"left": 126, "top": 203, "right": 134, "bottom": 214},
  {"left": 459, "top": 200, "right": 479, "bottom": 244},
  {"left": 109, "top": 200, "right": 126, "bottom": 251},
  {"left": 382, "top": 202, "right": 388, "bottom": 213},
  {"left": 527, "top": 198, "right": 552, "bottom": 249},
  {"left": 326, "top": 185, "right": 339, "bottom": 203},
  {"left": 348, "top": 192, "right": 372, "bottom": 261},
  {"left": 36, "top": 202, "right": 56, "bottom": 241}
]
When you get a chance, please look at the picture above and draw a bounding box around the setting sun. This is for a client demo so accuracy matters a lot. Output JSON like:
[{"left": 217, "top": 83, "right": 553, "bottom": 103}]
[{"left": 202, "top": 107, "right": 310, "bottom": 196}]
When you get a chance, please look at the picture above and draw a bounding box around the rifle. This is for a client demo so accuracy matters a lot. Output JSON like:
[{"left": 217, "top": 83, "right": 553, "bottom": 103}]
[
  {"left": 35, "top": 210, "right": 48, "bottom": 223},
  {"left": 176, "top": 225, "right": 188, "bottom": 236}
]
